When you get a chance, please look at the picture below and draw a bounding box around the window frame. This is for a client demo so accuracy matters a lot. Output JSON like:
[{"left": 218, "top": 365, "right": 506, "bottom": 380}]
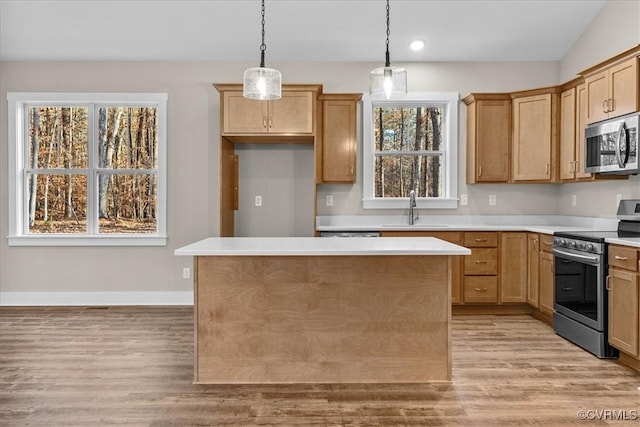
[
  {"left": 362, "top": 92, "right": 459, "bottom": 209},
  {"left": 7, "top": 92, "right": 168, "bottom": 246}
]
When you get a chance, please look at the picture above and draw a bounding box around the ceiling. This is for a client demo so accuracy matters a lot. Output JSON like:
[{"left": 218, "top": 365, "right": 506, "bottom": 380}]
[{"left": 0, "top": 0, "right": 607, "bottom": 62}]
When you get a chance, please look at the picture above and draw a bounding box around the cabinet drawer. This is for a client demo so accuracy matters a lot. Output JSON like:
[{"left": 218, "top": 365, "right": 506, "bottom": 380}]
[
  {"left": 609, "top": 246, "right": 638, "bottom": 272},
  {"left": 539, "top": 234, "right": 554, "bottom": 253},
  {"left": 464, "top": 232, "right": 498, "bottom": 247},
  {"left": 464, "top": 248, "right": 498, "bottom": 275},
  {"left": 464, "top": 276, "right": 498, "bottom": 303}
]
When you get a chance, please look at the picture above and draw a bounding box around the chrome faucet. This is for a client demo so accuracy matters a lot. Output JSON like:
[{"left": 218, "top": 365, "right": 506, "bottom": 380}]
[{"left": 408, "top": 189, "right": 418, "bottom": 225}]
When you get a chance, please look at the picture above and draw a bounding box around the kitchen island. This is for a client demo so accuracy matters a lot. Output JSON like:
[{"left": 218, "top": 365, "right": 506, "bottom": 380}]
[{"left": 175, "top": 237, "right": 470, "bottom": 384}]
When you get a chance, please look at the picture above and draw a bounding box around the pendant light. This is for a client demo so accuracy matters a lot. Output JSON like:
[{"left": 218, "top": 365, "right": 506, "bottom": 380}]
[
  {"left": 369, "top": 0, "right": 407, "bottom": 99},
  {"left": 243, "top": 0, "right": 281, "bottom": 100}
]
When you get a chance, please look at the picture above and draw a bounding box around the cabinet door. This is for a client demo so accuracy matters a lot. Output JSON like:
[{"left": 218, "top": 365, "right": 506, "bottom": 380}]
[
  {"left": 539, "top": 252, "right": 555, "bottom": 315},
  {"left": 559, "top": 88, "right": 576, "bottom": 180},
  {"left": 608, "top": 268, "right": 639, "bottom": 357},
  {"left": 512, "top": 94, "right": 554, "bottom": 181},
  {"left": 464, "top": 248, "right": 498, "bottom": 275},
  {"left": 574, "top": 84, "right": 592, "bottom": 179},
  {"left": 609, "top": 57, "right": 638, "bottom": 118},
  {"left": 322, "top": 100, "right": 356, "bottom": 182},
  {"left": 222, "top": 91, "right": 268, "bottom": 134},
  {"left": 475, "top": 100, "right": 510, "bottom": 182},
  {"left": 585, "top": 70, "right": 609, "bottom": 124},
  {"left": 269, "top": 92, "right": 313, "bottom": 133},
  {"left": 464, "top": 276, "right": 498, "bottom": 303},
  {"left": 500, "top": 232, "right": 527, "bottom": 303},
  {"left": 527, "top": 233, "right": 540, "bottom": 307}
]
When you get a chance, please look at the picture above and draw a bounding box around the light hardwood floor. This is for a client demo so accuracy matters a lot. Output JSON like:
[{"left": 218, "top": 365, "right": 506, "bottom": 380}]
[{"left": 1, "top": 307, "right": 638, "bottom": 426}]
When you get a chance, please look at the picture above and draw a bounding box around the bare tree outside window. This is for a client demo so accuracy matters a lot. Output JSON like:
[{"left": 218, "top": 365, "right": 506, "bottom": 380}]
[
  {"left": 373, "top": 105, "right": 444, "bottom": 199},
  {"left": 26, "top": 106, "right": 158, "bottom": 234}
]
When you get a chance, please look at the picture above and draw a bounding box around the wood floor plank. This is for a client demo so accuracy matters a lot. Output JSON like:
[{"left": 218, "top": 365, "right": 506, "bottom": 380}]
[{"left": 1, "top": 307, "right": 638, "bottom": 426}]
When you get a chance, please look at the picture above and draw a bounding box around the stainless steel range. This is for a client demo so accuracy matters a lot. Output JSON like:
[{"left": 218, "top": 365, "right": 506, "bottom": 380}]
[{"left": 552, "top": 199, "right": 640, "bottom": 358}]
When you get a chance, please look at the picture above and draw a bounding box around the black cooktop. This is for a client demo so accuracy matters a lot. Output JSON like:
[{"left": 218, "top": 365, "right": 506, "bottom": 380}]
[{"left": 555, "top": 220, "right": 640, "bottom": 243}]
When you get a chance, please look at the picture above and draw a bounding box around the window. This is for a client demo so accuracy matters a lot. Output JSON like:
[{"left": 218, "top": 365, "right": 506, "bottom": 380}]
[
  {"left": 7, "top": 93, "right": 167, "bottom": 246},
  {"left": 362, "top": 93, "right": 459, "bottom": 209}
]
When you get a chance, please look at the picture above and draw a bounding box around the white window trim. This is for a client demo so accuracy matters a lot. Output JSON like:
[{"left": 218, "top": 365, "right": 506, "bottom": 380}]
[
  {"left": 7, "top": 92, "right": 168, "bottom": 246},
  {"left": 362, "top": 92, "right": 459, "bottom": 209}
]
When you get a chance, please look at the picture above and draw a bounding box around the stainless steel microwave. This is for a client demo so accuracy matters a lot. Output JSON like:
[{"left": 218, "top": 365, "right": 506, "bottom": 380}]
[{"left": 585, "top": 112, "right": 639, "bottom": 174}]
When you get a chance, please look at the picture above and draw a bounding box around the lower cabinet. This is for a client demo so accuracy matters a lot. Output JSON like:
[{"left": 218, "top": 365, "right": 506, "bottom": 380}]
[
  {"left": 500, "top": 232, "right": 527, "bottom": 303},
  {"left": 463, "top": 232, "right": 499, "bottom": 303},
  {"left": 527, "top": 233, "right": 540, "bottom": 307},
  {"left": 607, "top": 245, "right": 640, "bottom": 359},
  {"left": 539, "top": 250, "right": 555, "bottom": 316}
]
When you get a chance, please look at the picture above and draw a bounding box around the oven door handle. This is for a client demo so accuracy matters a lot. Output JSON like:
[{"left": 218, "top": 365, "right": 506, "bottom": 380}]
[{"left": 552, "top": 248, "right": 600, "bottom": 265}]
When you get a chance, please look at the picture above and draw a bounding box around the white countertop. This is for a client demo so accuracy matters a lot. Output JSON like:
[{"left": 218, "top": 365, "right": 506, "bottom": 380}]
[
  {"left": 606, "top": 237, "right": 640, "bottom": 248},
  {"left": 175, "top": 237, "right": 471, "bottom": 256}
]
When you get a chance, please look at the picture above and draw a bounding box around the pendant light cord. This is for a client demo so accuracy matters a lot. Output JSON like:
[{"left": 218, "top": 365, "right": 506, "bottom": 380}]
[
  {"left": 259, "top": 0, "right": 267, "bottom": 67},
  {"left": 385, "top": 0, "right": 390, "bottom": 67}
]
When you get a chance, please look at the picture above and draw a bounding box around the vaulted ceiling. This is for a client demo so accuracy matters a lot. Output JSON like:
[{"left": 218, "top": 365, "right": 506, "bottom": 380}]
[{"left": 0, "top": 0, "right": 607, "bottom": 62}]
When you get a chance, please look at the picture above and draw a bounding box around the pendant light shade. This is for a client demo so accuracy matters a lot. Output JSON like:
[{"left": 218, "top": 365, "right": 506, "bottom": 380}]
[
  {"left": 370, "top": 0, "right": 407, "bottom": 99},
  {"left": 243, "top": 0, "right": 281, "bottom": 100},
  {"left": 243, "top": 66, "right": 281, "bottom": 100}
]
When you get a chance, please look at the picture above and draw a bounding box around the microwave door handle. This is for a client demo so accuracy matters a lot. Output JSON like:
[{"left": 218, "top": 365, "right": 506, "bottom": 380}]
[{"left": 615, "top": 121, "right": 626, "bottom": 168}]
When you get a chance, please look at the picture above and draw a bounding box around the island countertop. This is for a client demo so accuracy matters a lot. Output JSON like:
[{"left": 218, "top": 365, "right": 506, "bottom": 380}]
[{"left": 174, "top": 236, "right": 471, "bottom": 256}]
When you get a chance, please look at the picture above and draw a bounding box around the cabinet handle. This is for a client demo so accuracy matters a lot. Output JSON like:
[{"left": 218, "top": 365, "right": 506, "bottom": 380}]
[
  {"left": 474, "top": 238, "right": 487, "bottom": 242},
  {"left": 545, "top": 163, "right": 550, "bottom": 175},
  {"left": 268, "top": 117, "right": 273, "bottom": 129},
  {"left": 474, "top": 260, "right": 488, "bottom": 264},
  {"left": 263, "top": 116, "right": 268, "bottom": 128},
  {"left": 543, "top": 241, "right": 552, "bottom": 246},
  {"left": 602, "top": 99, "right": 608, "bottom": 113},
  {"left": 608, "top": 98, "right": 614, "bottom": 112},
  {"left": 606, "top": 275, "right": 611, "bottom": 291},
  {"left": 533, "top": 239, "right": 539, "bottom": 251},
  {"left": 613, "top": 255, "right": 628, "bottom": 260},
  {"left": 473, "top": 287, "right": 488, "bottom": 292},
  {"left": 478, "top": 165, "right": 482, "bottom": 177},
  {"left": 350, "top": 166, "right": 354, "bottom": 176}
]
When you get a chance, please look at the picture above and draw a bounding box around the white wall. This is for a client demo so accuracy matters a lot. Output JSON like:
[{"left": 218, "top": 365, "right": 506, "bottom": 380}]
[
  {"left": 1, "top": 0, "right": 638, "bottom": 301},
  {"left": 234, "top": 144, "right": 315, "bottom": 237}
]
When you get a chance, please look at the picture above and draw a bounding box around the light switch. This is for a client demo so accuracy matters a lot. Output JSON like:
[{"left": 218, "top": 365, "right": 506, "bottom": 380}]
[
  {"left": 489, "top": 194, "right": 496, "bottom": 206},
  {"left": 460, "top": 194, "right": 468, "bottom": 206},
  {"left": 255, "top": 195, "right": 262, "bottom": 206},
  {"left": 326, "top": 195, "right": 333, "bottom": 207}
]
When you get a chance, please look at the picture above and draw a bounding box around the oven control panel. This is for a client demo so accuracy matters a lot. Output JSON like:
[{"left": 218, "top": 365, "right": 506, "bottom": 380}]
[{"left": 553, "top": 237, "right": 604, "bottom": 255}]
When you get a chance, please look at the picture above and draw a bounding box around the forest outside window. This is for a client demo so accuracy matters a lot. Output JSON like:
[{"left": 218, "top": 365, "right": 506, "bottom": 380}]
[
  {"left": 7, "top": 93, "right": 167, "bottom": 246},
  {"left": 362, "top": 93, "right": 459, "bottom": 209}
]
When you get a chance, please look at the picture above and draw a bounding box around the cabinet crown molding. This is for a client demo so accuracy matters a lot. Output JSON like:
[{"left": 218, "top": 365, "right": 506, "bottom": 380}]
[
  {"left": 213, "top": 83, "right": 323, "bottom": 94},
  {"left": 579, "top": 44, "right": 640, "bottom": 78}
]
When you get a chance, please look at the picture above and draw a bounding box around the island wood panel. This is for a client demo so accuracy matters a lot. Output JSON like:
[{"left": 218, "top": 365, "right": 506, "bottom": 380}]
[{"left": 195, "top": 255, "right": 451, "bottom": 384}]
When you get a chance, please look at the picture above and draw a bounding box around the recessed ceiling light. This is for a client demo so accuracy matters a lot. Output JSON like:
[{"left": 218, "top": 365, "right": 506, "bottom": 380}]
[{"left": 410, "top": 40, "right": 425, "bottom": 51}]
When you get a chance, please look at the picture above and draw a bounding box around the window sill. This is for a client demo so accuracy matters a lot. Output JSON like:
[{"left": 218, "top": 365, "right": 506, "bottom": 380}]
[
  {"left": 7, "top": 235, "right": 168, "bottom": 247},
  {"left": 363, "top": 198, "right": 459, "bottom": 210}
]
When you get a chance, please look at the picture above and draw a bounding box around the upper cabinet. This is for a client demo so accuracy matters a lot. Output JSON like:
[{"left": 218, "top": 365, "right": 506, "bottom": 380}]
[
  {"left": 222, "top": 91, "right": 314, "bottom": 134},
  {"left": 462, "top": 94, "right": 511, "bottom": 183},
  {"left": 318, "top": 94, "right": 361, "bottom": 183},
  {"left": 559, "top": 83, "right": 594, "bottom": 181},
  {"left": 214, "top": 84, "right": 321, "bottom": 140},
  {"left": 511, "top": 88, "right": 560, "bottom": 182},
  {"left": 582, "top": 47, "right": 639, "bottom": 124}
]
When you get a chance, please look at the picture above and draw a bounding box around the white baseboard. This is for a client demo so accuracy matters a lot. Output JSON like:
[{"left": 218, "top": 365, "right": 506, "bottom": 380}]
[{"left": 0, "top": 291, "right": 193, "bottom": 306}]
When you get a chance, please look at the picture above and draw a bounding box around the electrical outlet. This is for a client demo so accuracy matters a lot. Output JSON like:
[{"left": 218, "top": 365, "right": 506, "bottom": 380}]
[
  {"left": 182, "top": 267, "right": 191, "bottom": 279},
  {"left": 571, "top": 194, "right": 577, "bottom": 207},
  {"left": 326, "top": 195, "right": 333, "bottom": 207},
  {"left": 460, "top": 194, "right": 468, "bottom": 206},
  {"left": 489, "top": 194, "right": 496, "bottom": 206},
  {"left": 255, "top": 195, "right": 262, "bottom": 206}
]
